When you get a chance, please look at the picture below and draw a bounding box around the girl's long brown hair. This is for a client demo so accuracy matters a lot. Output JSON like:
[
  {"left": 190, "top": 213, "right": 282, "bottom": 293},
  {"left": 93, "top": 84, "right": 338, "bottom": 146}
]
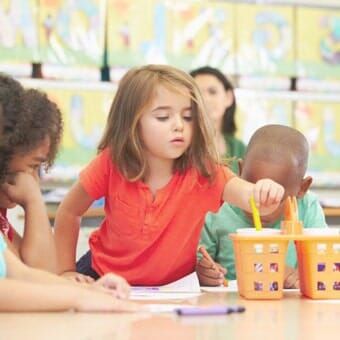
[{"left": 98, "top": 64, "right": 220, "bottom": 181}]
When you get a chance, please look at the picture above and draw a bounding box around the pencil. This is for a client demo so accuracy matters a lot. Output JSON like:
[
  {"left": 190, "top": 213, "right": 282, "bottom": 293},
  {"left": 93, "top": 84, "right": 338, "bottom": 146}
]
[
  {"left": 198, "top": 245, "right": 228, "bottom": 287},
  {"left": 249, "top": 195, "right": 263, "bottom": 231}
]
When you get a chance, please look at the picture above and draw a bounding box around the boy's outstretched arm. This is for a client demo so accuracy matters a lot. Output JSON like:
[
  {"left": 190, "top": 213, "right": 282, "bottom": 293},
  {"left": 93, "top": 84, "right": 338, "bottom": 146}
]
[
  {"left": 222, "top": 177, "right": 284, "bottom": 215},
  {"left": 2, "top": 172, "right": 57, "bottom": 272},
  {"left": 54, "top": 181, "right": 94, "bottom": 277}
]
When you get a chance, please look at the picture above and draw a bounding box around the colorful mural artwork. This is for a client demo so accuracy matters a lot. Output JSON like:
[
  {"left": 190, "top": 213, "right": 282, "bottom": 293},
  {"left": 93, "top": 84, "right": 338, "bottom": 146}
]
[
  {"left": 297, "top": 7, "right": 340, "bottom": 79},
  {"left": 39, "top": 0, "right": 105, "bottom": 66},
  {"left": 0, "top": 0, "right": 39, "bottom": 63}
]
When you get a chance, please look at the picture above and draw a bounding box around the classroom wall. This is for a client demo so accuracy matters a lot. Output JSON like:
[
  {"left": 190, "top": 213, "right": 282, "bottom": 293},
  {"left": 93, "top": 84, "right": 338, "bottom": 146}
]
[{"left": 1, "top": 0, "right": 339, "bottom": 187}]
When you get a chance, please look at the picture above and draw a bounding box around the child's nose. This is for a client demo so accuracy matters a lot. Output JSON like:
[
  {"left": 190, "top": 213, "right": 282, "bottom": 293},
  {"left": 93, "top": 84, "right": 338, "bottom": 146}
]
[{"left": 173, "top": 116, "right": 184, "bottom": 131}]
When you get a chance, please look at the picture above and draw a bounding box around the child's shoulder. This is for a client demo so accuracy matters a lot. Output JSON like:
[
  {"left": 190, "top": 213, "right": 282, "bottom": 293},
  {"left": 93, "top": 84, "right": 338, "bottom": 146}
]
[
  {"left": 205, "top": 202, "right": 247, "bottom": 230},
  {"left": 192, "top": 164, "right": 234, "bottom": 184},
  {"left": 298, "top": 191, "right": 327, "bottom": 227},
  {"left": 298, "top": 191, "right": 321, "bottom": 210},
  {"left": 88, "top": 148, "right": 118, "bottom": 171}
]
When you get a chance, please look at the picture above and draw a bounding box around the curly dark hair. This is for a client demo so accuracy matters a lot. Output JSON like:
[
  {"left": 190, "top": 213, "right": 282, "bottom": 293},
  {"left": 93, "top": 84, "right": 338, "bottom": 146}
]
[
  {"left": 0, "top": 73, "right": 25, "bottom": 181},
  {"left": 190, "top": 66, "right": 237, "bottom": 135},
  {"left": 11, "top": 88, "right": 64, "bottom": 171},
  {"left": 0, "top": 73, "right": 63, "bottom": 181}
]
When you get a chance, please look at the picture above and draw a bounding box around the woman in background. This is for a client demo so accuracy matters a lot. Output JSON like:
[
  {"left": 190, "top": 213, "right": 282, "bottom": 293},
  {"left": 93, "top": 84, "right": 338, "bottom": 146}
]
[{"left": 190, "top": 66, "right": 246, "bottom": 173}]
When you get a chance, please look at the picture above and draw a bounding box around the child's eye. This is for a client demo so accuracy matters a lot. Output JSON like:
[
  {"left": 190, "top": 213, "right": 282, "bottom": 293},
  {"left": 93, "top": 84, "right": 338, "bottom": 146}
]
[
  {"left": 208, "top": 88, "right": 217, "bottom": 95},
  {"left": 183, "top": 116, "right": 193, "bottom": 121},
  {"left": 156, "top": 116, "right": 169, "bottom": 121}
]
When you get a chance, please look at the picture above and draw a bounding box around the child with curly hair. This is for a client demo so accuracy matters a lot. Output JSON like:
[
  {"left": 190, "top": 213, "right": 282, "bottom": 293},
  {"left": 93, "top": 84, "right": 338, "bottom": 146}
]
[
  {"left": 0, "top": 73, "right": 134, "bottom": 312},
  {"left": 0, "top": 74, "right": 62, "bottom": 272}
]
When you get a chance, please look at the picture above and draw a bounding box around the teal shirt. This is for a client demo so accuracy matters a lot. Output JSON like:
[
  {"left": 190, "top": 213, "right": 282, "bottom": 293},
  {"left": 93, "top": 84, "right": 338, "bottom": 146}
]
[
  {"left": 224, "top": 135, "right": 246, "bottom": 174},
  {"left": 199, "top": 191, "right": 327, "bottom": 280},
  {"left": 0, "top": 234, "right": 7, "bottom": 278}
]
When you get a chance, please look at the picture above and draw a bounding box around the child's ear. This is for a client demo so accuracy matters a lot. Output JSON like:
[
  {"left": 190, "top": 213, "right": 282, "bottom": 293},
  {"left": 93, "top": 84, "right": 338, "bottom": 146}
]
[
  {"left": 237, "top": 159, "right": 243, "bottom": 176},
  {"left": 297, "top": 176, "right": 313, "bottom": 198}
]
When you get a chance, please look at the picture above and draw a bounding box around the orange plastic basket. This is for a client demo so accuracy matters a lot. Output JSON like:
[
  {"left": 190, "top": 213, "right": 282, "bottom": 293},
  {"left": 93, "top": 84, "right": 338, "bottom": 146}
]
[
  {"left": 295, "top": 235, "right": 340, "bottom": 299},
  {"left": 230, "top": 234, "right": 290, "bottom": 299}
]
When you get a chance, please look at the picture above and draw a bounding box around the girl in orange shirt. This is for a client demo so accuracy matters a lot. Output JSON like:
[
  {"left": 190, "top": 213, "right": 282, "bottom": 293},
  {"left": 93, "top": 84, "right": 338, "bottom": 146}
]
[{"left": 55, "top": 65, "right": 284, "bottom": 285}]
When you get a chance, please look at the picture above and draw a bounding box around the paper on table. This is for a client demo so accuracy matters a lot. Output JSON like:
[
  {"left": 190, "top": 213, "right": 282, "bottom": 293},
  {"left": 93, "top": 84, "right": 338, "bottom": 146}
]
[
  {"left": 161, "top": 272, "right": 201, "bottom": 292},
  {"left": 131, "top": 292, "right": 201, "bottom": 301},
  {"left": 201, "top": 280, "right": 238, "bottom": 293},
  {"left": 141, "top": 304, "right": 193, "bottom": 313},
  {"left": 130, "top": 272, "right": 202, "bottom": 300}
]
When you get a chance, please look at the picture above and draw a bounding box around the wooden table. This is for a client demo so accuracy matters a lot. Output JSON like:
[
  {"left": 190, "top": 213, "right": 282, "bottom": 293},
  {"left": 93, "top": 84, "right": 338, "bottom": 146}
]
[
  {"left": 1, "top": 291, "right": 339, "bottom": 340},
  {"left": 323, "top": 207, "right": 340, "bottom": 226}
]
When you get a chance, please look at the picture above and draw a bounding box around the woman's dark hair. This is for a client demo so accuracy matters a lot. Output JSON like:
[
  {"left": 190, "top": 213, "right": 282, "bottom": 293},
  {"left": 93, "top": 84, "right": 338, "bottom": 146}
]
[{"left": 190, "top": 66, "right": 237, "bottom": 135}]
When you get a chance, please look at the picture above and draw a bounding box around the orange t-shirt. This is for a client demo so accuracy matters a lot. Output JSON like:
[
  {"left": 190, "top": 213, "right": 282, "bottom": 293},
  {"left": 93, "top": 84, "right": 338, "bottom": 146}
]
[{"left": 80, "top": 148, "right": 235, "bottom": 285}]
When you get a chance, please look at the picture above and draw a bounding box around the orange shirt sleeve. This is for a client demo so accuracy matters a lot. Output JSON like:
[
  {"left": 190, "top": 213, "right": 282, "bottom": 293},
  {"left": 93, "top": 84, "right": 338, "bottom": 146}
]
[{"left": 79, "top": 148, "right": 112, "bottom": 200}]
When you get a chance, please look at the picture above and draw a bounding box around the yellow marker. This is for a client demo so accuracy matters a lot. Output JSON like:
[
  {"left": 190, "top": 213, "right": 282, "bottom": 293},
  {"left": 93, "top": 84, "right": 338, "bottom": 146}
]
[{"left": 249, "top": 195, "right": 262, "bottom": 231}]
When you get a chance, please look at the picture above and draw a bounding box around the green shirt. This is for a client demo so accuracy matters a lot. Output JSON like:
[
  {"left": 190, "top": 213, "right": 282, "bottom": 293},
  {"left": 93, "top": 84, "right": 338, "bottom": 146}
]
[
  {"left": 224, "top": 134, "right": 246, "bottom": 174},
  {"left": 199, "top": 191, "right": 328, "bottom": 280}
]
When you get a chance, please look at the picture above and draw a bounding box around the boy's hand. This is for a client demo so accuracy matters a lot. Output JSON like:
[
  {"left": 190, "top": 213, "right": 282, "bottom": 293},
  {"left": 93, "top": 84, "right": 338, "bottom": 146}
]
[
  {"left": 196, "top": 257, "right": 227, "bottom": 286},
  {"left": 1, "top": 172, "right": 42, "bottom": 208},
  {"left": 253, "top": 179, "right": 284, "bottom": 214},
  {"left": 284, "top": 266, "right": 300, "bottom": 289},
  {"left": 93, "top": 273, "right": 130, "bottom": 299}
]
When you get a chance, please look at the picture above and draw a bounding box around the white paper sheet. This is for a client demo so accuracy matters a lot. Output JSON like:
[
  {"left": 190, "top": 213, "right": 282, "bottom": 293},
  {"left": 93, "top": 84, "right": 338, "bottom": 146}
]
[
  {"left": 130, "top": 272, "right": 202, "bottom": 300},
  {"left": 141, "top": 304, "right": 192, "bottom": 313},
  {"left": 201, "top": 280, "right": 238, "bottom": 293},
  {"left": 131, "top": 292, "right": 202, "bottom": 301}
]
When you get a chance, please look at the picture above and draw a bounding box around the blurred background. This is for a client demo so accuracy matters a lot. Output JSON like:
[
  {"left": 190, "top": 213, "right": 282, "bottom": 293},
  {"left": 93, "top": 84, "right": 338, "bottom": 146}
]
[{"left": 1, "top": 0, "right": 340, "bottom": 237}]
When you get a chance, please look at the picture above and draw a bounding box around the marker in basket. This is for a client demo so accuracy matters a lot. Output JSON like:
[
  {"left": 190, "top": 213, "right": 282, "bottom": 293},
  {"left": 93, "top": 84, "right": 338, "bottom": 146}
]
[
  {"left": 249, "top": 195, "right": 262, "bottom": 231},
  {"left": 198, "top": 245, "right": 228, "bottom": 287},
  {"left": 176, "top": 305, "right": 246, "bottom": 316}
]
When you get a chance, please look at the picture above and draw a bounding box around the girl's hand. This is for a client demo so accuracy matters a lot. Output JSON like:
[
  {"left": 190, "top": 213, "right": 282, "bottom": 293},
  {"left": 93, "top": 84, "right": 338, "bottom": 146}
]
[
  {"left": 93, "top": 273, "right": 130, "bottom": 299},
  {"left": 253, "top": 179, "right": 284, "bottom": 214},
  {"left": 196, "top": 257, "right": 227, "bottom": 286},
  {"left": 62, "top": 271, "right": 95, "bottom": 284},
  {"left": 74, "top": 288, "right": 138, "bottom": 313},
  {"left": 1, "top": 172, "right": 42, "bottom": 208}
]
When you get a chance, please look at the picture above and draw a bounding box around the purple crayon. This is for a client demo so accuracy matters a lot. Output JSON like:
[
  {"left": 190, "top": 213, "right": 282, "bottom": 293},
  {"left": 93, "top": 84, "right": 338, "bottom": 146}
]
[{"left": 175, "top": 305, "right": 245, "bottom": 316}]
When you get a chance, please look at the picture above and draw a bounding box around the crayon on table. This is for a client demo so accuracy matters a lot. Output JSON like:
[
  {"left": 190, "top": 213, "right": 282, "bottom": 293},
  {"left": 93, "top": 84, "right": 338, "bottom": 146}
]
[{"left": 176, "top": 305, "right": 246, "bottom": 316}]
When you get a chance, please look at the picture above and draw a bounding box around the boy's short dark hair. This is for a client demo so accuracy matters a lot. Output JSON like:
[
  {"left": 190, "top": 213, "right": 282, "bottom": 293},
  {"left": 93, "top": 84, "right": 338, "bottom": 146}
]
[{"left": 246, "top": 124, "right": 309, "bottom": 177}]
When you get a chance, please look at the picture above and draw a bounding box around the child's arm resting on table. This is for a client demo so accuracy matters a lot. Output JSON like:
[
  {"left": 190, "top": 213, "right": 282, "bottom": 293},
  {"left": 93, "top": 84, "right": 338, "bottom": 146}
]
[
  {"left": 0, "top": 278, "right": 134, "bottom": 313},
  {"left": 2, "top": 172, "right": 57, "bottom": 272},
  {"left": 54, "top": 181, "right": 94, "bottom": 278},
  {"left": 222, "top": 177, "right": 284, "bottom": 214},
  {"left": 1, "top": 247, "right": 134, "bottom": 312}
]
